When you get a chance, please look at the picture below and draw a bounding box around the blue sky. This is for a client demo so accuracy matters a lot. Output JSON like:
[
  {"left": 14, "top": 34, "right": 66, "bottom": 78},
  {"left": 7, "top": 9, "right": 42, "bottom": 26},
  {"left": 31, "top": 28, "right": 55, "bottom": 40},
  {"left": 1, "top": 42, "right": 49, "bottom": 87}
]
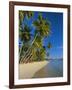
[
  {"left": 21, "top": 11, "right": 63, "bottom": 59},
  {"left": 43, "top": 12, "right": 63, "bottom": 58}
]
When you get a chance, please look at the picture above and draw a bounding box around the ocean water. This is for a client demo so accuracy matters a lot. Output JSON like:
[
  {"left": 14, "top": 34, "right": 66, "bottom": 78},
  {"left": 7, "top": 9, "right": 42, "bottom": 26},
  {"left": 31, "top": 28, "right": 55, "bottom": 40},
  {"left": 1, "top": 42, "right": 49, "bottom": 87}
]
[{"left": 33, "top": 60, "right": 63, "bottom": 78}]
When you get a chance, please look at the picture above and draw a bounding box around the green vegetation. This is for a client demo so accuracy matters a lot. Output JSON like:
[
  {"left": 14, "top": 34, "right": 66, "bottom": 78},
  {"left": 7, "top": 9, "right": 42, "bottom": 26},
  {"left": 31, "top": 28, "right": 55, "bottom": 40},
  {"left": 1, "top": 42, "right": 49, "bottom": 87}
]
[{"left": 19, "top": 11, "right": 51, "bottom": 63}]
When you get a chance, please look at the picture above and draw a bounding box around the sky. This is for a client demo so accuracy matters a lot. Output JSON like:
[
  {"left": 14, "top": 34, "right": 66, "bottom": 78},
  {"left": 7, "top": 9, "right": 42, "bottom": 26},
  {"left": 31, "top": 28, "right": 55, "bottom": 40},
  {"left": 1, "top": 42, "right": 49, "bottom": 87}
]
[
  {"left": 43, "top": 12, "right": 63, "bottom": 58},
  {"left": 21, "top": 11, "right": 63, "bottom": 59}
]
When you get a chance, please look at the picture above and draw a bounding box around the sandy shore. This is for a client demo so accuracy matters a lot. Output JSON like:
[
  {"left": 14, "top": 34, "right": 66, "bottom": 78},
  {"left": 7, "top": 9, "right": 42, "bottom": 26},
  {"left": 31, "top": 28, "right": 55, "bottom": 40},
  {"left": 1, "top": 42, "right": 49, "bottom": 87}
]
[{"left": 19, "top": 61, "right": 49, "bottom": 79}]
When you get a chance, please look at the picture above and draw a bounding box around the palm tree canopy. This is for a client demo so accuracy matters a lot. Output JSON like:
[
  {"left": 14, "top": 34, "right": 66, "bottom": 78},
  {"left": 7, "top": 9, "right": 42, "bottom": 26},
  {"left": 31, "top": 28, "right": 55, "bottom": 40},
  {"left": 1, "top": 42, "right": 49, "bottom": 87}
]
[
  {"left": 47, "top": 42, "right": 52, "bottom": 49},
  {"left": 33, "top": 14, "right": 50, "bottom": 37},
  {"left": 19, "top": 11, "right": 52, "bottom": 63},
  {"left": 19, "top": 25, "right": 31, "bottom": 42},
  {"left": 19, "top": 11, "right": 34, "bottom": 26}
]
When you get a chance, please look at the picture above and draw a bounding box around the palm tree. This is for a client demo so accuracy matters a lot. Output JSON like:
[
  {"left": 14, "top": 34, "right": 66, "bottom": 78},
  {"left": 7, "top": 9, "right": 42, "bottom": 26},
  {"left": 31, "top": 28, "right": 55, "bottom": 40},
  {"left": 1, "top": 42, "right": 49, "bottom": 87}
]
[
  {"left": 46, "top": 42, "right": 52, "bottom": 58},
  {"left": 32, "top": 13, "right": 51, "bottom": 61},
  {"left": 47, "top": 42, "right": 52, "bottom": 49},
  {"left": 19, "top": 11, "right": 34, "bottom": 27},
  {"left": 19, "top": 25, "right": 32, "bottom": 63},
  {"left": 19, "top": 11, "right": 34, "bottom": 63},
  {"left": 19, "top": 12, "right": 51, "bottom": 63},
  {"left": 33, "top": 13, "right": 50, "bottom": 37}
]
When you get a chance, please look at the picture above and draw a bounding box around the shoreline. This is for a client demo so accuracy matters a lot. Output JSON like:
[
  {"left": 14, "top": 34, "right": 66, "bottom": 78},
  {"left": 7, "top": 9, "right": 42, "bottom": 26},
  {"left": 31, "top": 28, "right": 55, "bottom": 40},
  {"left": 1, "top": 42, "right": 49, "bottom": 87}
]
[{"left": 19, "top": 61, "right": 49, "bottom": 79}]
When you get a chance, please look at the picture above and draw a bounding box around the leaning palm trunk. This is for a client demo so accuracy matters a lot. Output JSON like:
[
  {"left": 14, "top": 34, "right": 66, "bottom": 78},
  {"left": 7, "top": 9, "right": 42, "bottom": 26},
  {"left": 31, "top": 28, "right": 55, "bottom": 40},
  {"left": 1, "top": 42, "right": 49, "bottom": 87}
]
[
  {"left": 19, "top": 13, "right": 51, "bottom": 64},
  {"left": 19, "top": 34, "right": 38, "bottom": 63},
  {"left": 21, "top": 49, "right": 32, "bottom": 63},
  {"left": 23, "top": 53, "right": 32, "bottom": 63}
]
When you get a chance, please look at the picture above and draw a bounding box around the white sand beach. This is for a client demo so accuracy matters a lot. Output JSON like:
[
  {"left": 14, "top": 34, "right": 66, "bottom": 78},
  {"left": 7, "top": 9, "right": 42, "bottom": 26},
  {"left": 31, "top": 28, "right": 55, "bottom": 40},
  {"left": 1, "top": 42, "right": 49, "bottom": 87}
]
[{"left": 19, "top": 61, "right": 49, "bottom": 79}]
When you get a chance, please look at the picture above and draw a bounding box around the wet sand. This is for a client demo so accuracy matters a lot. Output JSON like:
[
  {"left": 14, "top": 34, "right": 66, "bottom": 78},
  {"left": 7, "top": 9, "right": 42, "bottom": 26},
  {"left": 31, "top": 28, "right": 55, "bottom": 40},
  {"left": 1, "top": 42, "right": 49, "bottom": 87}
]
[{"left": 33, "top": 60, "right": 63, "bottom": 78}]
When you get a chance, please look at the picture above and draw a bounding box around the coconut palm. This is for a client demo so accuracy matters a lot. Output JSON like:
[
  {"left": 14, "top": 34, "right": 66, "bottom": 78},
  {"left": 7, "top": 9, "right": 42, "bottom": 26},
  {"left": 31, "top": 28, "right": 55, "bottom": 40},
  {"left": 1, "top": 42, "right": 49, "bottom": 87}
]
[
  {"left": 19, "top": 11, "right": 34, "bottom": 27},
  {"left": 35, "top": 47, "right": 46, "bottom": 61},
  {"left": 46, "top": 42, "right": 52, "bottom": 58},
  {"left": 33, "top": 13, "right": 50, "bottom": 37},
  {"left": 19, "top": 24, "right": 31, "bottom": 42},
  {"left": 32, "top": 13, "right": 51, "bottom": 61},
  {"left": 47, "top": 42, "right": 52, "bottom": 49},
  {"left": 19, "top": 11, "right": 34, "bottom": 63},
  {"left": 19, "top": 12, "right": 51, "bottom": 63},
  {"left": 19, "top": 25, "right": 32, "bottom": 63}
]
